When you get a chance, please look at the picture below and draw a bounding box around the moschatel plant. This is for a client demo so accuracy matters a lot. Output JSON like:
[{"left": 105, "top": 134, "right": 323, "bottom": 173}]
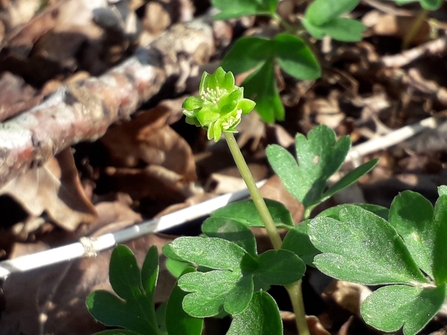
[{"left": 86, "top": 67, "right": 447, "bottom": 335}]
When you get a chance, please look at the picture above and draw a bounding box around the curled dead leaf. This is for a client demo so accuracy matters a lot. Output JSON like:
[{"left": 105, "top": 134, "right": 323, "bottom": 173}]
[
  {"left": 101, "top": 98, "right": 196, "bottom": 181},
  {"left": 0, "top": 148, "right": 97, "bottom": 231}
]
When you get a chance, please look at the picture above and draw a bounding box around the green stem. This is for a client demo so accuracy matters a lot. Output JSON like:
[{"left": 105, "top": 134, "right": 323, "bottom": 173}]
[
  {"left": 286, "top": 280, "right": 310, "bottom": 335},
  {"left": 402, "top": 8, "right": 429, "bottom": 50},
  {"left": 224, "top": 132, "right": 282, "bottom": 250},
  {"left": 223, "top": 132, "right": 310, "bottom": 335}
]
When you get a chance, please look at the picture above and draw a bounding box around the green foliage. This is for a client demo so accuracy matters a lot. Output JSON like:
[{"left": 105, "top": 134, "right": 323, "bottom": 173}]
[
  {"left": 210, "top": 198, "right": 294, "bottom": 229},
  {"left": 282, "top": 220, "right": 320, "bottom": 266},
  {"left": 309, "top": 188, "right": 447, "bottom": 335},
  {"left": 163, "top": 227, "right": 305, "bottom": 318},
  {"left": 395, "top": 0, "right": 442, "bottom": 10},
  {"left": 227, "top": 291, "right": 282, "bottom": 335},
  {"left": 166, "top": 268, "right": 204, "bottom": 335},
  {"left": 211, "top": 0, "right": 278, "bottom": 20},
  {"left": 86, "top": 245, "right": 203, "bottom": 335},
  {"left": 303, "top": 0, "right": 365, "bottom": 41},
  {"left": 86, "top": 245, "right": 161, "bottom": 335},
  {"left": 266, "top": 124, "right": 379, "bottom": 214},
  {"left": 221, "top": 34, "right": 320, "bottom": 122}
]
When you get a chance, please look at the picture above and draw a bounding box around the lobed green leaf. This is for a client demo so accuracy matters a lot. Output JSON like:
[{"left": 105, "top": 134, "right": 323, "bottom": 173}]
[
  {"left": 227, "top": 291, "right": 282, "bottom": 335},
  {"left": 255, "top": 249, "right": 305, "bottom": 286},
  {"left": 178, "top": 270, "right": 254, "bottom": 317},
  {"left": 322, "top": 159, "right": 379, "bottom": 201},
  {"left": 266, "top": 125, "right": 350, "bottom": 209},
  {"left": 221, "top": 37, "right": 274, "bottom": 75},
  {"left": 309, "top": 205, "right": 427, "bottom": 285},
  {"left": 109, "top": 245, "right": 143, "bottom": 301},
  {"left": 163, "top": 236, "right": 250, "bottom": 271},
  {"left": 282, "top": 220, "right": 320, "bottom": 266},
  {"left": 274, "top": 33, "right": 321, "bottom": 80},
  {"left": 202, "top": 217, "right": 258, "bottom": 257},
  {"left": 86, "top": 290, "right": 158, "bottom": 334},
  {"left": 361, "top": 284, "right": 446, "bottom": 335},
  {"left": 243, "top": 59, "right": 284, "bottom": 122},
  {"left": 305, "top": 0, "right": 359, "bottom": 26},
  {"left": 211, "top": 198, "right": 294, "bottom": 229},
  {"left": 86, "top": 245, "right": 161, "bottom": 334},
  {"left": 396, "top": 0, "right": 442, "bottom": 10},
  {"left": 166, "top": 268, "right": 203, "bottom": 335},
  {"left": 433, "top": 194, "right": 447, "bottom": 284},
  {"left": 317, "top": 203, "right": 389, "bottom": 221},
  {"left": 212, "top": 0, "right": 277, "bottom": 20},
  {"left": 389, "top": 191, "right": 435, "bottom": 279}
]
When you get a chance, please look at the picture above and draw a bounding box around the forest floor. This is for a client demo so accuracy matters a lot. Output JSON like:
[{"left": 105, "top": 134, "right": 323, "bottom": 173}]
[{"left": 1, "top": 0, "right": 447, "bottom": 334}]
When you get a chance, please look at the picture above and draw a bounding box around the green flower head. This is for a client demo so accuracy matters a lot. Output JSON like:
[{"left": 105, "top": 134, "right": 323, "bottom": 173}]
[{"left": 182, "top": 67, "right": 256, "bottom": 141}]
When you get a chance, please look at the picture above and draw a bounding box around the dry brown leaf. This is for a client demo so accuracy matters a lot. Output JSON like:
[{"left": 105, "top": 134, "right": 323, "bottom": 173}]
[
  {"left": 282, "top": 312, "right": 331, "bottom": 335},
  {"left": 0, "top": 71, "right": 43, "bottom": 122},
  {"left": 260, "top": 175, "right": 304, "bottom": 224},
  {"left": 363, "top": 11, "right": 430, "bottom": 46},
  {"left": 0, "top": 234, "right": 175, "bottom": 335},
  {"left": 0, "top": 147, "right": 97, "bottom": 231},
  {"left": 81, "top": 193, "right": 142, "bottom": 237},
  {"left": 101, "top": 98, "right": 196, "bottom": 181},
  {"left": 104, "top": 165, "right": 201, "bottom": 203}
]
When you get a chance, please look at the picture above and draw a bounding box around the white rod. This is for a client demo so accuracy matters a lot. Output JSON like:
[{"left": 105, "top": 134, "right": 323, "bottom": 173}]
[
  {"left": 0, "top": 182, "right": 265, "bottom": 279},
  {"left": 345, "top": 116, "right": 440, "bottom": 163},
  {"left": 0, "top": 115, "right": 441, "bottom": 279}
]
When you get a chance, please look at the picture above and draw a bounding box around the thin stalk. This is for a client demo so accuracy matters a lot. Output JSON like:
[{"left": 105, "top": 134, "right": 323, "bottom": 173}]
[
  {"left": 286, "top": 280, "right": 310, "bottom": 335},
  {"left": 402, "top": 8, "right": 429, "bottom": 50},
  {"left": 224, "top": 132, "right": 282, "bottom": 250},
  {"left": 223, "top": 131, "right": 310, "bottom": 335}
]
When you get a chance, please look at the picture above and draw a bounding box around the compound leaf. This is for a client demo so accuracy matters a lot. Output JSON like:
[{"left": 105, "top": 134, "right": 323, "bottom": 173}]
[
  {"left": 227, "top": 291, "right": 282, "bottom": 335},
  {"left": 361, "top": 284, "right": 446, "bottom": 335},
  {"left": 165, "top": 237, "right": 258, "bottom": 318},
  {"left": 178, "top": 271, "right": 254, "bottom": 317},
  {"left": 309, "top": 205, "right": 427, "bottom": 285},
  {"left": 86, "top": 245, "right": 161, "bottom": 334},
  {"left": 267, "top": 125, "right": 350, "bottom": 209}
]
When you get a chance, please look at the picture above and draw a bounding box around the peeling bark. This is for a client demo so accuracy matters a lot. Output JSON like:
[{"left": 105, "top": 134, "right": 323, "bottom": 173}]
[{"left": 0, "top": 16, "right": 214, "bottom": 188}]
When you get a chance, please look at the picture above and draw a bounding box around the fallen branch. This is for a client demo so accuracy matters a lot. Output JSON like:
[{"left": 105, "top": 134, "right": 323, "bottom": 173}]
[{"left": 0, "top": 14, "right": 214, "bottom": 189}]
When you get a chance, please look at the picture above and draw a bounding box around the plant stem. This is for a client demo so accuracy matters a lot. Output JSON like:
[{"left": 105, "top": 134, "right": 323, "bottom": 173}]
[
  {"left": 224, "top": 132, "right": 282, "bottom": 250},
  {"left": 402, "top": 8, "right": 429, "bottom": 50},
  {"left": 286, "top": 280, "right": 310, "bottom": 335},
  {"left": 224, "top": 132, "right": 310, "bottom": 335}
]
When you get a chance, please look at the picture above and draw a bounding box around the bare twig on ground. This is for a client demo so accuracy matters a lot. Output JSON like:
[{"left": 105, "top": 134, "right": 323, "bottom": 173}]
[
  {"left": 381, "top": 36, "right": 447, "bottom": 68},
  {"left": 0, "top": 15, "right": 214, "bottom": 189}
]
